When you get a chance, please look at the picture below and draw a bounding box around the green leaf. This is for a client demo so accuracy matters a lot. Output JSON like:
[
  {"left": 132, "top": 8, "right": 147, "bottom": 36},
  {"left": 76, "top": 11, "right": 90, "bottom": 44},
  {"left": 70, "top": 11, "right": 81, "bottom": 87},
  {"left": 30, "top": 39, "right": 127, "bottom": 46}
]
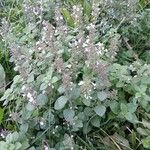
[
  {"left": 0, "top": 64, "right": 5, "bottom": 92},
  {"left": 120, "top": 103, "right": 128, "bottom": 114},
  {"left": 26, "top": 103, "right": 35, "bottom": 111},
  {"left": 20, "top": 123, "right": 29, "bottom": 133},
  {"left": 127, "top": 103, "right": 138, "bottom": 113},
  {"left": 97, "top": 91, "right": 108, "bottom": 101},
  {"left": 125, "top": 112, "right": 138, "bottom": 124},
  {"left": 36, "top": 94, "right": 48, "bottom": 106},
  {"left": 0, "top": 141, "right": 9, "bottom": 149},
  {"left": 15, "top": 142, "right": 22, "bottom": 150},
  {"left": 40, "top": 83, "right": 48, "bottom": 91},
  {"left": 112, "top": 133, "right": 130, "bottom": 149},
  {"left": 27, "top": 73, "right": 34, "bottom": 83},
  {"left": 82, "top": 98, "right": 91, "bottom": 106},
  {"left": 137, "top": 127, "right": 150, "bottom": 136},
  {"left": 63, "top": 109, "right": 75, "bottom": 122},
  {"left": 110, "top": 101, "right": 120, "bottom": 114},
  {"left": 58, "top": 85, "right": 65, "bottom": 94},
  {"left": 61, "top": 8, "right": 74, "bottom": 27},
  {"left": 82, "top": 0, "right": 92, "bottom": 18},
  {"left": 28, "top": 147, "right": 36, "bottom": 150},
  {"left": 91, "top": 116, "right": 100, "bottom": 127},
  {"left": 51, "top": 76, "right": 59, "bottom": 83},
  {"left": 142, "top": 119, "right": 150, "bottom": 129},
  {"left": 0, "top": 107, "right": 4, "bottom": 124},
  {"left": 142, "top": 136, "right": 150, "bottom": 149},
  {"left": 70, "top": 87, "right": 80, "bottom": 99},
  {"left": 54, "top": 96, "right": 69, "bottom": 110},
  {"left": 6, "top": 132, "right": 19, "bottom": 143},
  {"left": 94, "top": 105, "right": 106, "bottom": 117},
  {"left": 75, "top": 119, "right": 83, "bottom": 128}
]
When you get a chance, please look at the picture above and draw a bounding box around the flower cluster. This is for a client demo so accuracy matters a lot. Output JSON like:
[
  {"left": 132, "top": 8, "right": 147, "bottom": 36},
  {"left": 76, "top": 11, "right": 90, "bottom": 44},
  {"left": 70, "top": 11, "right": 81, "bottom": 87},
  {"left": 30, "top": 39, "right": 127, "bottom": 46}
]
[
  {"left": 79, "top": 77, "right": 93, "bottom": 100},
  {"left": 23, "top": 1, "right": 43, "bottom": 22},
  {"left": 0, "top": 2, "right": 120, "bottom": 149},
  {"left": 107, "top": 34, "right": 121, "bottom": 59},
  {"left": 72, "top": 5, "right": 83, "bottom": 26}
]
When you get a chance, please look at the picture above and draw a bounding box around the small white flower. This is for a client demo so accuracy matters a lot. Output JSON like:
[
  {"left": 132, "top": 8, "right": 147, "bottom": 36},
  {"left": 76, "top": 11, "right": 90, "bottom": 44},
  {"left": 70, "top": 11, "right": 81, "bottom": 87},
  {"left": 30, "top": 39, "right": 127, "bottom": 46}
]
[
  {"left": 104, "top": 49, "right": 108, "bottom": 52},
  {"left": 0, "top": 133, "right": 5, "bottom": 138},
  {"left": 86, "top": 26, "right": 90, "bottom": 30},
  {"left": 29, "top": 97, "right": 34, "bottom": 103},
  {"left": 44, "top": 145, "right": 49, "bottom": 150},
  {"left": 42, "top": 90, "right": 46, "bottom": 94},
  {"left": 38, "top": 47, "right": 42, "bottom": 50},
  {"left": 36, "top": 41, "right": 40, "bottom": 45},
  {"left": 74, "top": 41, "right": 78, "bottom": 46},
  {"left": 85, "top": 48, "right": 89, "bottom": 52},
  {"left": 89, "top": 96, "right": 92, "bottom": 99},
  {"left": 42, "top": 50, "right": 46, "bottom": 54},
  {"left": 82, "top": 43, "right": 88, "bottom": 48},
  {"left": 55, "top": 29, "right": 58, "bottom": 33},
  {"left": 76, "top": 7, "right": 80, "bottom": 12},
  {"left": 73, "top": 5, "right": 77, "bottom": 10},
  {"left": 67, "top": 64, "right": 72, "bottom": 68},
  {"left": 27, "top": 92, "right": 32, "bottom": 99},
  {"left": 56, "top": 17, "right": 59, "bottom": 21},
  {"left": 86, "top": 39, "right": 90, "bottom": 43},
  {"left": 90, "top": 23, "right": 95, "bottom": 28},
  {"left": 40, "top": 121, "right": 44, "bottom": 126},
  {"left": 27, "top": 92, "right": 34, "bottom": 103},
  {"left": 21, "top": 85, "right": 26, "bottom": 91},
  {"left": 78, "top": 81, "right": 84, "bottom": 86},
  {"left": 58, "top": 69, "right": 62, "bottom": 73},
  {"left": 97, "top": 51, "right": 102, "bottom": 55},
  {"left": 92, "top": 82, "right": 96, "bottom": 87},
  {"left": 60, "top": 16, "right": 63, "bottom": 20}
]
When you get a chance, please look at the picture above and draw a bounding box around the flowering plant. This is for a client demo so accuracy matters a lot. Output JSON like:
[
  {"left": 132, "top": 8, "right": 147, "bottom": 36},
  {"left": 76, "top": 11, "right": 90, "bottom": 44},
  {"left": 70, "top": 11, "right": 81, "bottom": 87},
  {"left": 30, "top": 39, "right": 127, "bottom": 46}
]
[{"left": 0, "top": 0, "right": 150, "bottom": 149}]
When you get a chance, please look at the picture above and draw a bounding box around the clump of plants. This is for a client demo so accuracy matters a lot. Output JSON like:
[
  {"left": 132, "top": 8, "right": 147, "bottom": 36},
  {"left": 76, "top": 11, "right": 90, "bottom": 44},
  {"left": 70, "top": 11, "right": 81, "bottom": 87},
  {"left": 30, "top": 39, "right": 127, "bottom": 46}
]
[{"left": 0, "top": 0, "right": 150, "bottom": 149}]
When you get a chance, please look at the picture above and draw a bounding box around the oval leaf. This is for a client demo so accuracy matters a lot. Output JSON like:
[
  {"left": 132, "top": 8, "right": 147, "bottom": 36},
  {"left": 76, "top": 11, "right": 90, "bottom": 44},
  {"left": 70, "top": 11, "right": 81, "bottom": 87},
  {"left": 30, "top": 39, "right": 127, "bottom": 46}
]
[
  {"left": 37, "top": 94, "right": 48, "bottom": 106},
  {"left": 54, "top": 96, "right": 68, "bottom": 110},
  {"left": 63, "top": 109, "right": 75, "bottom": 122},
  {"left": 97, "top": 91, "right": 107, "bottom": 101},
  {"left": 94, "top": 105, "right": 106, "bottom": 117}
]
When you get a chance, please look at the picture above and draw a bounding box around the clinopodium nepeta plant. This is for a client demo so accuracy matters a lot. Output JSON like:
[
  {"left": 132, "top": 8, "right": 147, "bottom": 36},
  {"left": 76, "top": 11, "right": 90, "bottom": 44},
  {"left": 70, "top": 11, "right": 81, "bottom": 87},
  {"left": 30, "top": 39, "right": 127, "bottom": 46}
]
[{"left": 0, "top": 0, "right": 150, "bottom": 149}]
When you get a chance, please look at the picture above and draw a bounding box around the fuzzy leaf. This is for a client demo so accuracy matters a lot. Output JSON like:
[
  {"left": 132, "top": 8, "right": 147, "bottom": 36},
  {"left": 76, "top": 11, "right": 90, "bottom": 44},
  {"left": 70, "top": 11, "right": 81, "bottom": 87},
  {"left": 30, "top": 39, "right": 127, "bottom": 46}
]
[
  {"left": 110, "top": 101, "right": 120, "bottom": 114},
  {"left": 37, "top": 94, "right": 48, "bottom": 106},
  {"left": 82, "top": 98, "right": 91, "bottom": 106},
  {"left": 54, "top": 96, "right": 68, "bottom": 110},
  {"left": 63, "top": 109, "right": 75, "bottom": 122},
  {"left": 97, "top": 91, "right": 108, "bottom": 101},
  {"left": 91, "top": 116, "right": 100, "bottom": 127},
  {"left": 142, "top": 136, "right": 150, "bottom": 149},
  {"left": 94, "top": 105, "right": 106, "bottom": 117}
]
